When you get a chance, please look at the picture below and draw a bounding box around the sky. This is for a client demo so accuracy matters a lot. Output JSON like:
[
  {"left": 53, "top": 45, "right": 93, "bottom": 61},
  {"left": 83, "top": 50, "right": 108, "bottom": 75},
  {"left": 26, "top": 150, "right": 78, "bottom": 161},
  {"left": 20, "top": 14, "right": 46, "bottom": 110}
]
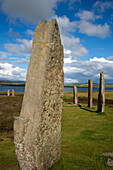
[{"left": 0, "top": 0, "right": 113, "bottom": 84}]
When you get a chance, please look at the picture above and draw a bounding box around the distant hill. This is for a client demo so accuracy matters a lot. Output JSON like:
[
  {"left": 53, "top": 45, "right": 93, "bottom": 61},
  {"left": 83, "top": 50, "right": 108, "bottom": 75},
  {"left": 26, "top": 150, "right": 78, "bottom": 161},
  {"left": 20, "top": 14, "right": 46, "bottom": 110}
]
[{"left": 0, "top": 80, "right": 25, "bottom": 86}]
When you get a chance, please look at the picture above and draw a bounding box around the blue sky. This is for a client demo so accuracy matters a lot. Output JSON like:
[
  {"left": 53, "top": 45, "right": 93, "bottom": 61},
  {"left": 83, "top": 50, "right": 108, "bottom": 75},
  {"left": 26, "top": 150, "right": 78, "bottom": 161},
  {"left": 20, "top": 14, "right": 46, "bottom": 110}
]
[{"left": 0, "top": 0, "right": 113, "bottom": 84}]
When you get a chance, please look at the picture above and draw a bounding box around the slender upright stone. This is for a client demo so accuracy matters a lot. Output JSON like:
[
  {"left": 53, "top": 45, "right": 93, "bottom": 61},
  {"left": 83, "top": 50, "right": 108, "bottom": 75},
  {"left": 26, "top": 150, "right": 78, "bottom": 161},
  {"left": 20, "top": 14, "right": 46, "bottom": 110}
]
[
  {"left": 7, "top": 89, "right": 10, "bottom": 96},
  {"left": 12, "top": 89, "right": 15, "bottom": 96},
  {"left": 88, "top": 79, "right": 93, "bottom": 108},
  {"left": 98, "top": 72, "right": 105, "bottom": 112},
  {"left": 73, "top": 86, "right": 78, "bottom": 105},
  {"left": 14, "top": 19, "right": 64, "bottom": 170}
]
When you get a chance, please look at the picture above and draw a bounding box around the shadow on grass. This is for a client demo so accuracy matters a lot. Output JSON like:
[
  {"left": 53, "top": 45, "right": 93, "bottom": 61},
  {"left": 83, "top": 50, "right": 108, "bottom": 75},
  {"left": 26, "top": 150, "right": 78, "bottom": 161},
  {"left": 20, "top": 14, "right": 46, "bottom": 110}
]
[
  {"left": 79, "top": 105, "right": 106, "bottom": 116},
  {"left": 79, "top": 105, "right": 97, "bottom": 113}
]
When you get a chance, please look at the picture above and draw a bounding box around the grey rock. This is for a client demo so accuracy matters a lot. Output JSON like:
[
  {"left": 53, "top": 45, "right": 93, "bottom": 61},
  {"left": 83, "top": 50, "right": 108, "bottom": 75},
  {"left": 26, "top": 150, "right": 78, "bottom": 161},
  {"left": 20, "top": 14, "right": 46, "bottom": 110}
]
[
  {"left": 7, "top": 89, "right": 10, "bottom": 96},
  {"left": 73, "top": 86, "right": 78, "bottom": 105},
  {"left": 88, "top": 79, "right": 93, "bottom": 108},
  {"left": 14, "top": 19, "right": 64, "bottom": 170},
  {"left": 98, "top": 72, "right": 105, "bottom": 112}
]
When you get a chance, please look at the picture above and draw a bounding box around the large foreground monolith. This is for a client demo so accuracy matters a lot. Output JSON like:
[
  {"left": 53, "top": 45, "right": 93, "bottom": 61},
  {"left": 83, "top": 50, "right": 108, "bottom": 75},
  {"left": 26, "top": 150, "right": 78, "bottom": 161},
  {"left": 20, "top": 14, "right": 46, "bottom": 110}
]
[
  {"left": 88, "top": 79, "right": 93, "bottom": 108},
  {"left": 98, "top": 72, "right": 105, "bottom": 112},
  {"left": 14, "top": 19, "right": 64, "bottom": 170}
]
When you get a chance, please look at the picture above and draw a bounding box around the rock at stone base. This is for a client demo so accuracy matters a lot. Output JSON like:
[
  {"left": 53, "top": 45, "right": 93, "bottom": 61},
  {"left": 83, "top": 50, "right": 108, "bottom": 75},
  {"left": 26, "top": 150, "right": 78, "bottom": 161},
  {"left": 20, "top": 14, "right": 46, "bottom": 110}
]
[
  {"left": 107, "top": 158, "right": 113, "bottom": 166},
  {"left": 14, "top": 19, "right": 64, "bottom": 170},
  {"left": 100, "top": 152, "right": 113, "bottom": 167}
]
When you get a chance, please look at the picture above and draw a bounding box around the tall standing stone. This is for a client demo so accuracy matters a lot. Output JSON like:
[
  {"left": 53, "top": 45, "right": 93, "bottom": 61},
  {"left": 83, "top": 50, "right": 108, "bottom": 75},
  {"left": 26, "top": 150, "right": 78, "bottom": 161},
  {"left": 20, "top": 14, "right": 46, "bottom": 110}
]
[
  {"left": 7, "top": 89, "right": 10, "bottom": 96},
  {"left": 73, "top": 86, "right": 78, "bottom": 105},
  {"left": 98, "top": 72, "right": 105, "bottom": 112},
  {"left": 14, "top": 19, "right": 64, "bottom": 170},
  {"left": 12, "top": 89, "right": 15, "bottom": 96},
  {"left": 88, "top": 79, "right": 93, "bottom": 108}
]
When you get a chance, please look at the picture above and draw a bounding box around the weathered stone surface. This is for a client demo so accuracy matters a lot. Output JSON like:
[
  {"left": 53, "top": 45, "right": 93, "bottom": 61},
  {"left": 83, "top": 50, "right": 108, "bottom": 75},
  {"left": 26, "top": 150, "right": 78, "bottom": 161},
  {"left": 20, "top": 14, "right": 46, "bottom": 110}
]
[
  {"left": 98, "top": 72, "right": 105, "bottom": 112},
  {"left": 88, "top": 79, "right": 93, "bottom": 108},
  {"left": 73, "top": 86, "right": 78, "bottom": 105},
  {"left": 7, "top": 89, "right": 10, "bottom": 96},
  {"left": 100, "top": 152, "right": 113, "bottom": 166},
  {"left": 12, "top": 89, "right": 15, "bottom": 96},
  {"left": 14, "top": 19, "right": 64, "bottom": 170}
]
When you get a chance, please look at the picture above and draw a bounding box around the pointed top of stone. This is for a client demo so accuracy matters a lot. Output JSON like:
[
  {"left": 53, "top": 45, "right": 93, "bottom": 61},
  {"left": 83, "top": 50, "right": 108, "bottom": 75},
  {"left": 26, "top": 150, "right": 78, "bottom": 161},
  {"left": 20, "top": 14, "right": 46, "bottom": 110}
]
[{"left": 40, "top": 19, "right": 47, "bottom": 24}]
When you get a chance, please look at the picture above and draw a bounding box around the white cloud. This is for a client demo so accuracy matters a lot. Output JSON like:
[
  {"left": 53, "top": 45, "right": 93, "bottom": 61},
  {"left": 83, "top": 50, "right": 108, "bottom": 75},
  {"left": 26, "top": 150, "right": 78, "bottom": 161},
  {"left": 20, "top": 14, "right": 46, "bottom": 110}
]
[
  {"left": 90, "top": 57, "right": 113, "bottom": 63},
  {"left": 64, "top": 56, "right": 77, "bottom": 63},
  {"left": 65, "top": 78, "right": 78, "bottom": 83},
  {"left": 64, "top": 49, "right": 72, "bottom": 55},
  {"left": 25, "top": 29, "right": 34, "bottom": 36},
  {"left": 64, "top": 56, "right": 113, "bottom": 83},
  {"left": 56, "top": 15, "right": 77, "bottom": 33},
  {"left": 64, "top": 66, "right": 84, "bottom": 73},
  {"left": 0, "top": 62, "right": 26, "bottom": 80},
  {"left": 78, "top": 21, "right": 110, "bottom": 38},
  {"left": 56, "top": 16, "right": 88, "bottom": 58},
  {"left": 75, "top": 10, "right": 102, "bottom": 21},
  {"left": 17, "top": 57, "right": 30, "bottom": 64},
  {"left": 107, "top": 56, "right": 113, "bottom": 61},
  {"left": 62, "top": 34, "right": 88, "bottom": 58},
  {"left": 93, "top": 1, "right": 113, "bottom": 12},
  {"left": 0, "top": 54, "right": 8, "bottom": 60},
  {"left": 1, "top": 0, "right": 64, "bottom": 24},
  {"left": 74, "top": 10, "right": 110, "bottom": 38},
  {"left": 5, "top": 39, "right": 32, "bottom": 55},
  {"left": 8, "top": 28, "right": 20, "bottom": 37},
  {"left": 75, "top": 10, "right": 95, "bottom": 21}
]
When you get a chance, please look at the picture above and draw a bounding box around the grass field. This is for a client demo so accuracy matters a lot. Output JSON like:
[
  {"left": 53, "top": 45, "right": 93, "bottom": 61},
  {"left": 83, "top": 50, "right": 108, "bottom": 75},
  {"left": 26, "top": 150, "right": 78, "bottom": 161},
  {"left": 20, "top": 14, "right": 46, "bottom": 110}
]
[{"left": 0, "top": 91, "right": 113, "bottom": 169}]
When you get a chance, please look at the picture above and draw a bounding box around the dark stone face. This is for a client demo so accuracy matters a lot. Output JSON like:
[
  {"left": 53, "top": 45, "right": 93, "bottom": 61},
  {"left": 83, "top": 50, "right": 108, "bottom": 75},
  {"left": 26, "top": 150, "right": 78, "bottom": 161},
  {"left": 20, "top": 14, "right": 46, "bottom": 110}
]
[
  {"left": 98, "top": 72, "right": 105, "bottom": 112},
  {"left": 14, "top": 19, "right": 64, "bottom": 170},
  {"left": 88, "top": 79, "right": 93, "bottom": 108}
]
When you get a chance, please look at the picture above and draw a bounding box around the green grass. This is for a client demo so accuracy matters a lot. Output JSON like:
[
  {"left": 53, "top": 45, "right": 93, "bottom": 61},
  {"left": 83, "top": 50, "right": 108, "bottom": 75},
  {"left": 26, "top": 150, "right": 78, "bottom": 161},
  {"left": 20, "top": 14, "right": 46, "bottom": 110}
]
[
  {"left": 50, "top": 105, "right": 113, "bottom": 170},
  {"left": 0, "top": 137, "right": 19, "bottom": 169},
  {"left": 0, "top": 92, "right": 113, "bottom": 169}
]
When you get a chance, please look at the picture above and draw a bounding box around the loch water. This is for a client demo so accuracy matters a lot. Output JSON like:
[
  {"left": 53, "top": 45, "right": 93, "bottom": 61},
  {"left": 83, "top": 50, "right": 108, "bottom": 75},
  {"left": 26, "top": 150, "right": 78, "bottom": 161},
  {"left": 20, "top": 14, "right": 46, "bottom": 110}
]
[{"left": 0, "top": 86, "right": 113, "bottom": 93}]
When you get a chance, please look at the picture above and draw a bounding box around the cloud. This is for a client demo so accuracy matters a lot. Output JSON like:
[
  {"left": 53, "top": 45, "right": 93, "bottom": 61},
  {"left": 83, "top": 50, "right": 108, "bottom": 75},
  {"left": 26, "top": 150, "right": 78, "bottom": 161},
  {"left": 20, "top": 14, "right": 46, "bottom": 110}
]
[
  {"left": 1, "top": 0, "right": 64, "bottom": 24},
  {"left": 93, "top": 1, "right": 113, "bottom": 12},
  {"left": 78, "top": 21, "right": 110, "bottom": 38},
  {"left": 75, "top": 10, "right": 102, "bottom": 21},
  {"left": 0, "top": 54, "right": 8, "bottom": 60},
  {"left": 5, "top": 39, "right": 32, "bottom": 55},
  {"left": 62, "top": 34, "right": 88, "bottom": 58},
  {"left": 75, "top": 10, "right": 95, "bottom": 21},
  {"left": 65, "top": 78, "right": 78, "bottom": 83},
  {"left": 25, "top": 29, "right": 34, "bottom": 36},
  {"left": 56, "top": 15, "right": 77, "bottom": 34},
  {"left": 64, "top": 56, "right": 113, "bottom": 83},
  {"left": 64, "top": 66, "right": 84, "bottom": 73},
  {"left": 17, "top": 57, "right": 30, "bottom": 64},
  {"left": 90, "top": 57, "right": 113, "bottom": 63},
  {"left": 0, "top": 62, "right": 26, "bottom": 80},
  {"left": 107, "top": 56, "right": 113, "bottom": 61},
  {"left": 74, "top": 10, "right": 110, "bottom": 38},
  {"left": 8, "top": 28, "right": 20, "bottom": 37},
  {"left": 56, "top": 16, "right": 88, "bottom": 58}
]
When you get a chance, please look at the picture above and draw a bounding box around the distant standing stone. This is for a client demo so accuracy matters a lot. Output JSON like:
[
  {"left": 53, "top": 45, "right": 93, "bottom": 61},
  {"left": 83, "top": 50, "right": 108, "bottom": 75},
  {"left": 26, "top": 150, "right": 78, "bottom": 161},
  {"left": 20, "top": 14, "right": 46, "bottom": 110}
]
[
  {"left": 7, "top": 89, "right": 10, "bottom": 96},
  {"left": 12, "top": 89, "right": 15, "bottom": 96},
  {"left": 88, "top": 79, "right": 93, "bottom": 108},
  {"left": 73, "top": 86, "right": 78, "bottom": 105},
  {"left": 98, "top": 72, "right": 105, "bottom": 112},
  {"left": 14, "top": 19, "right": 64, "bottom": 170}
]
